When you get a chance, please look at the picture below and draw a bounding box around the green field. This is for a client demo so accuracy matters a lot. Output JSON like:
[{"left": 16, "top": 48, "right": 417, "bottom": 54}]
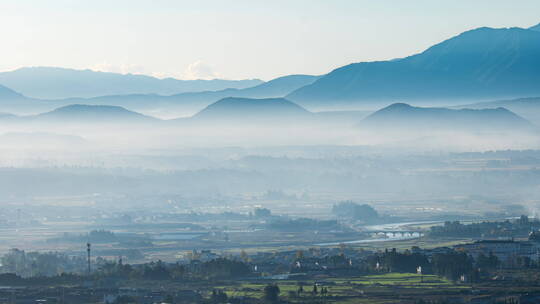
[{"left": 212, "top": 272, "right": 469, "bottom": 303}]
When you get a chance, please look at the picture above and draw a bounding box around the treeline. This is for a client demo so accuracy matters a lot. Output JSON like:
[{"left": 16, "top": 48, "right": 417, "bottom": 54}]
[
  {"left": 0, "top": 249, "right": 87, "bottom": 277},
  {"left": 429, "top": 216, "right": 540, "bottom": 238},
  {"left": 365, "top": 248, "right": 500, "bottom": 282},
  {"left": 0, "top": 247, "right": 505, "bottom": 286},
  {"left": 0, "top": 257, "right": 252, "bottom": 286},
  {"left": 365, "top": 248, "right": 430, "bottom": 273},
  {"left": 0, "top": 272, "right": 82, "bottom": 286},
  {"left": 291, "top": 247, "right": 502, "bottom": 283},
  {"left": 99, "top": 257, "right": 251, "bottom": 281}
]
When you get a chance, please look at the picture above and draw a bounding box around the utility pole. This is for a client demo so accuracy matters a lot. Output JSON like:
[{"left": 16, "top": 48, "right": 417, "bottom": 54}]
[{"left": 87, "top": 243, "right": 91, "bottom": 275}]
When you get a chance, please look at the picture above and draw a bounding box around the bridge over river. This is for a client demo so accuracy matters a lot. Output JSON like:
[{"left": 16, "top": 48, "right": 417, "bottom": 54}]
[
  {"left": 366, "top": 230, "right": 424, "bottom": 237},
  {"left": 317, "top": 221, "right": 439, "bottom": 246}
]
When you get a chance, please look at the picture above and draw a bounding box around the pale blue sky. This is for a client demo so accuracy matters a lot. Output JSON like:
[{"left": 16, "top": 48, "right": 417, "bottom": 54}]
[{"left": 1, "top": 0, "right": 539, "bottom": 80}]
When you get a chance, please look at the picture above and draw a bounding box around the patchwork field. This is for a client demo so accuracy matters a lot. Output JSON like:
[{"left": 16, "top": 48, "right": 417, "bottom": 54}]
[{"left": 209, "top": 273, "right": 471, "bottom": 303}]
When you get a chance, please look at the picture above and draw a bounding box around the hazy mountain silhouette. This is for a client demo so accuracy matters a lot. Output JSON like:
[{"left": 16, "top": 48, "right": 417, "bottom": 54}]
[
  {"left": 359, "top": 103, "right": 533, "bottom": 132},
  {"left": 237, "top": 74, "right": 320, "bottom": 98},
  {"left": 457, "top": 97, "right": 540, "bottom": 125},
  {"left": 0, "top": 112, "right": 17, "bottom": 119},
  {"left": 0, "top": 84, "right": 25, "bottom": 100},
  {"left": 0, "top": 84, "right": 60, "bottom": 114},
  {"left": 288, "top": 27, "right": 540, "bottom": 109},
  {"left": 0, "top": 67, "right": 263, "bottom": 99},
  {"left": 191, "top": 97, "right": 312, "bottom": 121},
  {"left": 33, "top": 104, "right": 159, "bottom": 123}
]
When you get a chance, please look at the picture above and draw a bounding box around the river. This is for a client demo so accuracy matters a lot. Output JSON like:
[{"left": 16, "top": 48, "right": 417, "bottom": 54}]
[{"left": 316, "top": 220, "right": 440, "bottom": 246}]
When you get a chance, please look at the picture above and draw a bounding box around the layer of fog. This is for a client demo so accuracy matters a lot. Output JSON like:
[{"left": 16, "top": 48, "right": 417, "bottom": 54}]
[{"left": 0, "top": 120, "right": 538, "bottom": 155}]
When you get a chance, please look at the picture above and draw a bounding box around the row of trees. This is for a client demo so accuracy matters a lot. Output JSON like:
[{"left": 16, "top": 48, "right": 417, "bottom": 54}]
[
  {"left": 367, "top": 249, "right": 500, "bottom": 282},
  {"left": 0, "top": 256, "right": 253, "bottom": 286},
  {"left": 366, "top": 248, "right": 430, "bottom": 273},
  {"left": 431, "top": 252, "right": 478, "bottom": 282},
  {"left": 0, "top": 249, "right": 87, "bottom": 277},
  {"left": 288, "top": 246, "right": 501, "bottom": 283},
  {"left": 1, "top": 246, "right": 505, "bottom": 285},
  {"left": 429, "top": 216, "right": 540, "bottom": 238},
  {"left": 263, "top": 283, "right": 329, "bottom": 304},
  {"left": 98, "top": 258, "right": 251, "bottom": 281}
]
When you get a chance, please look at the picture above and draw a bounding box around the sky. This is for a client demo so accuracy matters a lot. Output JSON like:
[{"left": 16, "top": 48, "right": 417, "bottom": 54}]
[{"left": 1, "top": 0, "right": 539, "bottom": 81}]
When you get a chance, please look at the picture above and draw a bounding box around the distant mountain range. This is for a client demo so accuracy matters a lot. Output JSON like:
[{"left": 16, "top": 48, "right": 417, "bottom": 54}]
[
  {"left": 60, "top": 74, "right": 320, "bottom": 111},
  {"left": 0, "top": 73, "right": 320, "bottom": 117},
  {"left": 0, "top": 97, "right": 536, "bottom": 137},
  {"left": 0, "top": 67, "right": 263, "bottom": 99},
  {"left": 0, "top": 97, "right": 342, "bottom": 126},
  {"left": 0, "top": 98, "right": 314, "bottom": 125},
  {"left": 2, "top": 23, "right": 540, "bottom": 119},
  {"left": 359, "top": 103, "right": 534, "bottom": 132},
  {"left": 288, "top": 26, "right": 540, "bottom": 109}
]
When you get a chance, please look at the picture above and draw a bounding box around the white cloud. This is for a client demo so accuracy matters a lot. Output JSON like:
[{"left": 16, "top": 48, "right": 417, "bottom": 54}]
[
  {"left": 90, "top": 62, "right": 148, "bottom": 75},
  {"left": 87, "top": 61, "right": 224, "bottom": 80},
  {"left": 181, "top": 60, "right": 222, "bottom": 80}
]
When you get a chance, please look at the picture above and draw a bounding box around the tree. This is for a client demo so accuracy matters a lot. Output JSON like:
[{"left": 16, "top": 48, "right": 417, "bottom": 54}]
[
  {"left": 367, "top": 249, "right": 430, "bottom": 274},
  {"left": 332, "top": 201, "right": 379, "bottom": 222},
  {"left": 263, "top": 284, "right": 280, "bottom": 303},
  {"left": 200, "top": 258, "right": 251, "bottom": 279},
  {"left": 432, "top": 252, "right": 474, "bottom": 282},
  {"left": 254, "top": 208, "right": 272, "bottom": 218},
  {"left": 142, "top": 260, "right": 171, "bottom": 280},
  {"left": 211, "top": 289, "right": 228, "bottom": 303},
  {"left": 339, "top": 243, "right": 347, "bottom": 255},
  {"left": 476, "top": 252, "right": 499, "bottom": 270},
  {"left": 163, "top": 295, "right": 174, "bottom": 304},
  {"left": 518, "top": 215, "right": 529, "bottom": 226},
  {"left": 240, "top": 250, "right": 249, "bottom": 263}
]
